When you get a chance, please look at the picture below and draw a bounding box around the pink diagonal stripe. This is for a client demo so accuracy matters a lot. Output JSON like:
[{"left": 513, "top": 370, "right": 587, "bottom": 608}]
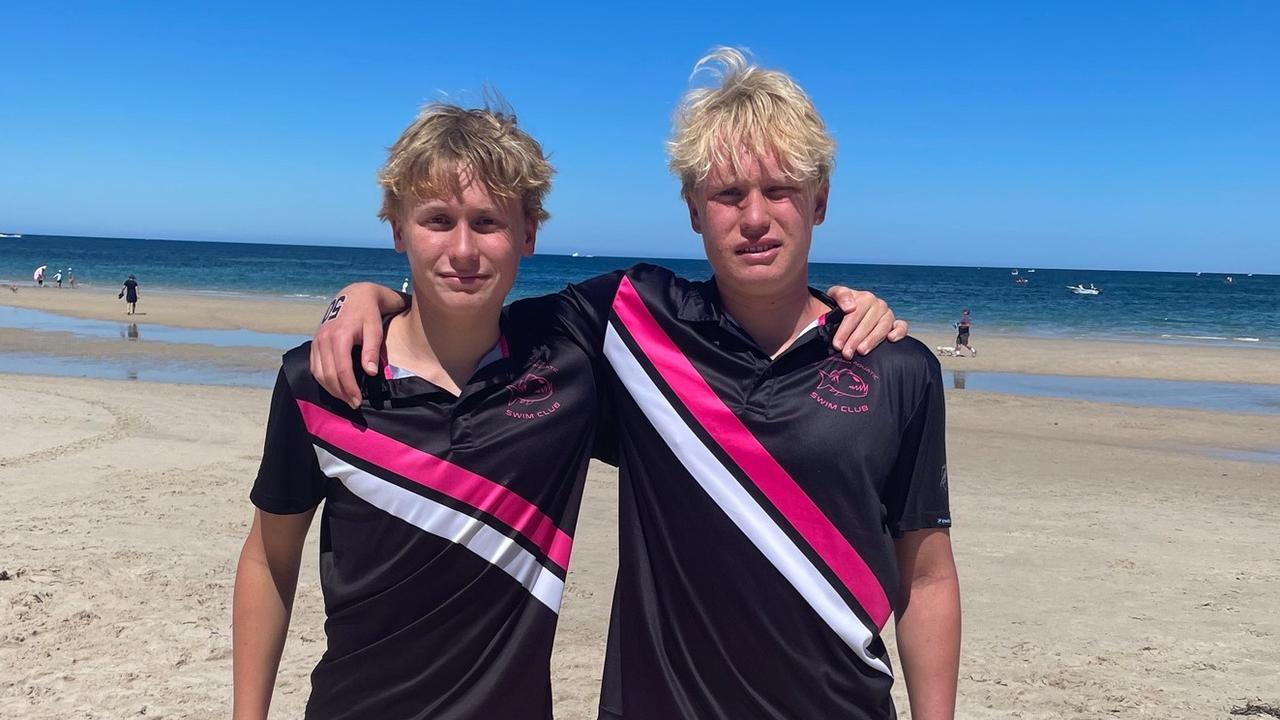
[
  {"left": 296, "top": 399, "right": 571, "bottom": 571},
  {"left": 612, "top": 276, "right": 891, "bottom": 627}
]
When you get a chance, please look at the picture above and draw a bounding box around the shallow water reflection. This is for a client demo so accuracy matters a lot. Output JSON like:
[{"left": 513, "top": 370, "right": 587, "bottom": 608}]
[{"left": 946, "top": 370, "right": 1280, "bottom": 415}]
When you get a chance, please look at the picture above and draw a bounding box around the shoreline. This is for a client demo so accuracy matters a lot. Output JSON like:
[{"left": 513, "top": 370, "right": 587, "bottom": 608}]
[{"left": 5, "top": 288, "right": 1280, "bottom": 385}]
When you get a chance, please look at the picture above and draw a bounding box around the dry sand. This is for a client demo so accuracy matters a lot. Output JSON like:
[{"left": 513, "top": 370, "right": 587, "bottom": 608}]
[{"left": 2, "top": 291, "right": 1279, "bottom": 719}]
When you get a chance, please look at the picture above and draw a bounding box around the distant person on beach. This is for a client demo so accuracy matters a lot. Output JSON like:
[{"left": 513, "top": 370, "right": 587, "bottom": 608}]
[
  {"left": 231, "top": 101, "right": 908, "bottom": 720},
  {"left": 53, "top": 270, "right": 63, "bottom": 288},
  {"left": 310, "top": 48, "right": 955, "bottom": 720},
  {"left": 953, "top": 308, "right": 975, "bottom": 357},
  {"left": 33, "top": 265, "right": 45, "bottom": 287},
  {"left": 68, "top": 268, "right": 77, "bottom": 288},
  {"left": 400, "top": 276, "right": 409, "bottom": 293},
  {"left": 119, "top": 275, "right": 139, "bottom": 315}
]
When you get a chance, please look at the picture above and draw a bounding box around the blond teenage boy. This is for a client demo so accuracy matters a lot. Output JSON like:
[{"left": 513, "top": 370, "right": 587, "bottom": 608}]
[{"left": 234, "top": 104, "right": 613, "bottom": 720}]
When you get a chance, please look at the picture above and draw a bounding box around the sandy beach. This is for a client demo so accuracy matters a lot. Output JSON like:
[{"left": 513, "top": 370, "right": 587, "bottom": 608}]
[{"left": 2, "top": 290, "right": 1278, "bottom": 719}]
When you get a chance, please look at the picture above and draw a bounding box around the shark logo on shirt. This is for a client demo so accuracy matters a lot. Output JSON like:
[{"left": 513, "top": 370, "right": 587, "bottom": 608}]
[
  {"left": 504, "top": 364, "right": 562, "bottom": 421},
  {"left": 815, "top": 367, "right": 869, "bottom": 399},
  {"left": 507, "top": 372, "right": 554, "bottom": 405},
  {"left": 810, "top": 358, "right": 877, "bottom": 414}
]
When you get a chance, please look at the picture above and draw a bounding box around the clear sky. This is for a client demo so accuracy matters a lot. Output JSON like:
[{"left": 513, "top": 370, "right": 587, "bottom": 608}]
[{"left": 2, "top": 2, "right": 1276, "bottom": 273}]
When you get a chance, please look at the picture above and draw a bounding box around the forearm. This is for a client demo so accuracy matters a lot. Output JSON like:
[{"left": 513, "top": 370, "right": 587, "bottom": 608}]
[
  {"left": 339, "top": 281, "right": 408, "bottom": 315},
  {"left": 895, "top": 574, "right": 961, "bottom": 720},
  {"left": 231, "top": 540, "right": 299, "bottom": 719}
]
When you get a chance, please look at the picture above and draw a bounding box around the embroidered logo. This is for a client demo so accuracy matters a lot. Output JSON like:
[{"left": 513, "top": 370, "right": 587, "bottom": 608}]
[
  {"left": 816, "top": 367, "right": 869, "bottom": 399},
  {"left": 810, "top": 358, "right": 878, "bottom": 414},
  {"left": 504, "top": 363, "right": 561, "bottom": 420}
]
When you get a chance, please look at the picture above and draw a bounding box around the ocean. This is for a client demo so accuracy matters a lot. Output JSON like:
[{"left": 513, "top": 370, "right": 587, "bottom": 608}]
[{"left": 4, "top": 233, "right": 1277, "bottom": 347}]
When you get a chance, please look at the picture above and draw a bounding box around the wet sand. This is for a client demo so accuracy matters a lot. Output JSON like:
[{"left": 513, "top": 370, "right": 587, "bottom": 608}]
[{"left": 4, "top": 287, "right": 1280, "bottom": 383}]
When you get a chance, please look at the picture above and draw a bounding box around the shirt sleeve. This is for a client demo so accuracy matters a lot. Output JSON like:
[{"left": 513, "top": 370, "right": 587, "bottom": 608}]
[
  {"left": 250, "top": 369, "right": 327, "bottom": 514},
  {"left": 550, "top": 270, "right": 625, "bottom": 355},
  {"left": 517, "top": 270, "right": 624, "bottom": 466},
  {"left": 883, "top": 354, "right": 951, "bottom": 536}
]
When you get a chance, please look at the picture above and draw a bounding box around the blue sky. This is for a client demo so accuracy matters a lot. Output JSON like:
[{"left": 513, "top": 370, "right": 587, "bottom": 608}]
[{"left": 2, "top": 2, "right": 1276, "bottom": 273}]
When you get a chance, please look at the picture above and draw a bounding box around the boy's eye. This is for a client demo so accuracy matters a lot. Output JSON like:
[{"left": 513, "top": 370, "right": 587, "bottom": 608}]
[{"left": 765, "top": 186, "right": 794, "bottom": 199}]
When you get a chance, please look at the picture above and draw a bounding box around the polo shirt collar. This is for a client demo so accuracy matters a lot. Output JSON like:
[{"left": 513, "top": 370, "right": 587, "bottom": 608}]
[{"left": 679, "top": 276, "right": 844, "bottom": 344}]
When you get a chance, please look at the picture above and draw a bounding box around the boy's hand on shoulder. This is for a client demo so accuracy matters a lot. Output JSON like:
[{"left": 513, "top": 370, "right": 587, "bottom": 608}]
[
  {"left": 311, "top": 283, "right": 402, "bottom": 408},
  {"left": 827, "top": 286, "right": 909, "bottom": 359}
]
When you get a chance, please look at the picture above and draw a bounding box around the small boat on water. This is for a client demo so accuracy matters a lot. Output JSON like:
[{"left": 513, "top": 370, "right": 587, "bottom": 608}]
[
  {"left": 1010, "top": 269, "right": 1019, "bottom": 275},
  {"left": 1068, "top": 283, "right": 1101, "bottom": 296},
  {"left": 0, "top": 233, "right": 22, "bottom": 238},
  {"left": 1027, "top": 269, "right": 1036, "bottom": 273}
]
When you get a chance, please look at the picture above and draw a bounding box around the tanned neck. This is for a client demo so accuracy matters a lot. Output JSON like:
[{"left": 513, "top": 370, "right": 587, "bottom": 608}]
[
  {"left": 387, "top": 303, "right": 501, "bottom": 395},
  {"left": 719, "top": 280, "right": 827, "bottom": 359}
]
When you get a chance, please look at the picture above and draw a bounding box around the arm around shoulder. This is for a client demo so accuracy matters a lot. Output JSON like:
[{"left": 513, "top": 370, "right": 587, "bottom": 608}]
[{"left": 312, "top": 281, "right": 408, "bottom": 407}]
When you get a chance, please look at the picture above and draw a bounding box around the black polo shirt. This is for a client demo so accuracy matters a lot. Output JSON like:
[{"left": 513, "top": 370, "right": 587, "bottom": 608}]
[
  {"left": 559, "top": 264, "right": 951, "bottom": 720},
  {"left": 251, "top": 295, "right": 610, "bottom": 720}
]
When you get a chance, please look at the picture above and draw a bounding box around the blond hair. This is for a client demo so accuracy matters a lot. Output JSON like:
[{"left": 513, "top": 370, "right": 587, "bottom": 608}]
[
  {"left": 668, "top": 47, "right": 835, "bottom": 197},
  {"left": 377, "top": 102, "right": 553, "bottom": 224}
]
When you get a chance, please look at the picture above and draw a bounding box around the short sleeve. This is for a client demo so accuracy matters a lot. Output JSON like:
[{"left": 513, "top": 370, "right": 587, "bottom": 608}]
[
  {"left": 250, "top": 369, "right": 327, "bottom": 514},
  {"left": 883, "top": 356, "right": 951, "bottom": 536},
  {"left": 550, "top": 270, "right": 625, "bottom": 355},
  {"left": 506, "top": 271, "right": 624, "bottom": 466}
]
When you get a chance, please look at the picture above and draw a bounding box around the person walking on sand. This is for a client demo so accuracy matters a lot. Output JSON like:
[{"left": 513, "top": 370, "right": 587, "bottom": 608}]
[
  {"left": 53, "top": 269, "right": 63, "bottom": 288},
  {"left": 119, "top": 275, "right": 140, "bottom": 315},
  {"left": 33, "top": 265, "right": 46, "bottom": 287},
  {"left": 68, "top": 268, "right": 77, "bottom": 288},
  {"left": 953, "top": 308, "right": 976, "bottom": 357}
]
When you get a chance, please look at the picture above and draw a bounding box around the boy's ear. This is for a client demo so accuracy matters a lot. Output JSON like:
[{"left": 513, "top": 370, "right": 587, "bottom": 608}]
[
  {"left": 813, "top": 182, "right": 830, "bottom": 225},
  {"left": 390, "top": 217, "right": 406, "bottom": 253},
  {"left": 685, "top": 191, "right": 703, "bottom": 234},
  {"left": 522, "top": 215, "right": 538, "bottom": 257}
]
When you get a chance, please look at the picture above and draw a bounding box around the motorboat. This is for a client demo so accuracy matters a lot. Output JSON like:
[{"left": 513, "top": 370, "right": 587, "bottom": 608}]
[{"left": 1068, "top": 283, "right": 1101, "bottom": 295}]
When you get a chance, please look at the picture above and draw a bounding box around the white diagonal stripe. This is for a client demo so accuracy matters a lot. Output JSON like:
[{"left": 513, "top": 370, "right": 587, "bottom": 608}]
[
  {"left": 604, "top": 325, "right": 891, "bottom": 676},
  {"left": 313, "top": 446, "right": 564, "bottom": 613}
]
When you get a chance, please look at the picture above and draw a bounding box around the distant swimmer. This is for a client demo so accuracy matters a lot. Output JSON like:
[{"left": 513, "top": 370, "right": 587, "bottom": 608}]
[
  {"left": 119, "top": 274, "right": 140, "bottom": 315},
  {"left": 401, "top": 277, "right": 409, "bottom": 293},
  {"left": 952, "top": 308, "right": 976, "bottom": 357}
]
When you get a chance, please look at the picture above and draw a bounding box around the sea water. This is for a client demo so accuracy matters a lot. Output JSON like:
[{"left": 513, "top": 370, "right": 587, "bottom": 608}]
[{"left": 4, "top": 234, "right": 1276, "bottom": 347}]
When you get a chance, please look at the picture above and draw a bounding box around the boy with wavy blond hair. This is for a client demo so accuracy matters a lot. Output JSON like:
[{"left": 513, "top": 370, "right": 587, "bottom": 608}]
[
  {"left": 233, "top": 102, "right": 610, "bottom": 720},
  {"left": 592, "top": 48, "right": 960, "bottom": 720}
]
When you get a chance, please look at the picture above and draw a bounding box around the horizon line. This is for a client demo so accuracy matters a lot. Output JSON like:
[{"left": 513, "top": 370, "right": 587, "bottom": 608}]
[{"left": 5, "top": 231, "right": 1274, "bottom": 277}]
